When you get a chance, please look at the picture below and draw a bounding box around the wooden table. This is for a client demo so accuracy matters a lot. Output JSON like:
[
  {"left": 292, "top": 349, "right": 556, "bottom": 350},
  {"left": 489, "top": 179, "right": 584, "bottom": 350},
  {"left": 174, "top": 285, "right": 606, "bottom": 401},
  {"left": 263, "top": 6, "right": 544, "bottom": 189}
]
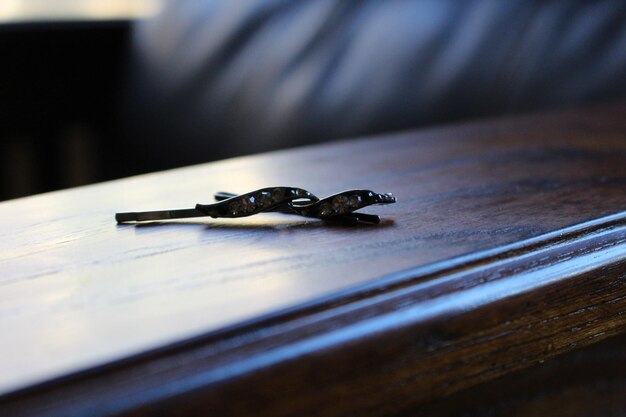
[{"left": 1, "top": 104, "right": 625, "bottom": 416}]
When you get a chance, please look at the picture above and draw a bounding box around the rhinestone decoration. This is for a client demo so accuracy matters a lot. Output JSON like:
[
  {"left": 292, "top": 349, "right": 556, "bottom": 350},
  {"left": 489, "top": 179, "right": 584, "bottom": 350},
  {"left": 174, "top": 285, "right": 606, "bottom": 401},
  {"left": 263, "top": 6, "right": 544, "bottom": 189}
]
[
  {"left": 319, "top": 203, "right": 334, "bottom": 216},
  {"left": 228, "top": 201, "right": 241, "bottom": 216},
  {"left": 195, "top": 187, "right": 395, "bottom": 220},
  {"left": 257, "top": 191, "right": 272, "bottom": 207},
  {"left": 287, "top": 190, "right": 396, "bottom": 220},
  {"left": 118, "top": 187, "right": 395, "bottom": 225},
  {"left": 196, "top": 187, "right": 316, "bottom": 218},
  {"left": 349, "top": 195, "right": 361, "bottom": 208},
  {"left": 271, "top": 188, "right": 284, "bottom": 203}
]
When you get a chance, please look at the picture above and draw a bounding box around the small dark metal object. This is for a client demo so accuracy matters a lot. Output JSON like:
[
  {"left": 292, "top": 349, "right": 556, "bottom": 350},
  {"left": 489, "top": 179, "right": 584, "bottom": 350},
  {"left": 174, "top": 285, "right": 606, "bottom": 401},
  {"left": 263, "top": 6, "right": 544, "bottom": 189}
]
[{"left": 115, "top": 187, "right": 396, "bottom": 225}]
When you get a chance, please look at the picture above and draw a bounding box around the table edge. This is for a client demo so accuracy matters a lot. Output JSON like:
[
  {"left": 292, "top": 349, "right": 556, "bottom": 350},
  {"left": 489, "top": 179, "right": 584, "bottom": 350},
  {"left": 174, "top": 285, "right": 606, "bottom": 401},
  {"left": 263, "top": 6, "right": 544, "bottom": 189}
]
[{"left": 2, "top": 209, "right": 626, "bottom": 415}]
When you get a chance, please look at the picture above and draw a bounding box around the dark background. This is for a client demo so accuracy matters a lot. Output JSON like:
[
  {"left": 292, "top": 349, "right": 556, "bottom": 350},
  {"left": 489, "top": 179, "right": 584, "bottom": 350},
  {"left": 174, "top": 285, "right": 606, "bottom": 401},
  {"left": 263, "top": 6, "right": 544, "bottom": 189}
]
[
  {"left": 2, "top": 1, "right": 625, "bottom": 201},
  {"left": 0, "top": 22, "right": 131, "bottom": 200}
]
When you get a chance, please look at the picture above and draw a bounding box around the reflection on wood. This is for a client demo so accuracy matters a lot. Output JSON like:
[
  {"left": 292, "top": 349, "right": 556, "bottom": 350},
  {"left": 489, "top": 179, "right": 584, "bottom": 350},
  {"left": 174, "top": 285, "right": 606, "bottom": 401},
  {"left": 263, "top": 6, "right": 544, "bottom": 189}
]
[{"left": 0, "top": 104, "right": 625, "bottom": 416}]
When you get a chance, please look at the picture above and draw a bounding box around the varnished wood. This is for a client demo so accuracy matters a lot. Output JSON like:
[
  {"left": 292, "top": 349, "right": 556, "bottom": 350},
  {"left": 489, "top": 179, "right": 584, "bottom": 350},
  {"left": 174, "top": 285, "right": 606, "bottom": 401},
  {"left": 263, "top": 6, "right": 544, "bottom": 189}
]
[
  {"left": 0, "top": 104, "right": 625, "bottom": 415},
  {"left": 416, "top": 331, "right": 626, "bottom": 417}
]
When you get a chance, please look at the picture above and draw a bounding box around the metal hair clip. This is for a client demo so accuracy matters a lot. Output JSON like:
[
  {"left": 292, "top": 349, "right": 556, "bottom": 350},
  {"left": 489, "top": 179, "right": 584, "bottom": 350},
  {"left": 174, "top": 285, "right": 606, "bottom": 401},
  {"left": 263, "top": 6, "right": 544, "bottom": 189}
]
[{"left": 115, "top": 187, "right": 396, "bottom": 225}]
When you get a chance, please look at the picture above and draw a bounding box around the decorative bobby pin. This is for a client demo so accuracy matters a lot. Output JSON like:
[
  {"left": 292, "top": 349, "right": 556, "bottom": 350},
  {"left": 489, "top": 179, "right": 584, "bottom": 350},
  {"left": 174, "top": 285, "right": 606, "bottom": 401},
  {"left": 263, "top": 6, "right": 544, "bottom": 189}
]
[{"left": 115, "top": 187, "right": 396, "bottom": 225}]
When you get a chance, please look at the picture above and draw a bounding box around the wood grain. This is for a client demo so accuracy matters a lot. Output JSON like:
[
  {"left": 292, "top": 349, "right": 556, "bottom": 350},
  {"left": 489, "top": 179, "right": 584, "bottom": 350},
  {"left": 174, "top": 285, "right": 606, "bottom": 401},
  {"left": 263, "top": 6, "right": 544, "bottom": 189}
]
[
  {"left": 0, "top": 104, "right": 625, "bottom": 415},
  {"left": 416, "top": 331, "right": 626, "bottom": 417}
]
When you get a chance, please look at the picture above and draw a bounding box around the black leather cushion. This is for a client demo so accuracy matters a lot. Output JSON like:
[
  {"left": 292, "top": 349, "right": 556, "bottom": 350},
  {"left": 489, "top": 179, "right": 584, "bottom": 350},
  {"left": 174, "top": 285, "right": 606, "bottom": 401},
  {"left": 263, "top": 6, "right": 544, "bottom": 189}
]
[{"left": 126, "top": 0, "right": 626, "bottom": 167}]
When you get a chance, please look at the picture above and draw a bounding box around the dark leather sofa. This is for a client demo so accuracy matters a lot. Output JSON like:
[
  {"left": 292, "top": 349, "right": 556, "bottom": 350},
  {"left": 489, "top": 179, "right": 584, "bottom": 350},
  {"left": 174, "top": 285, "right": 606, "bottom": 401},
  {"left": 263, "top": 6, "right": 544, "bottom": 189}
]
[{"left": 125, "top": 0, "right": 626, "bottom": 170}]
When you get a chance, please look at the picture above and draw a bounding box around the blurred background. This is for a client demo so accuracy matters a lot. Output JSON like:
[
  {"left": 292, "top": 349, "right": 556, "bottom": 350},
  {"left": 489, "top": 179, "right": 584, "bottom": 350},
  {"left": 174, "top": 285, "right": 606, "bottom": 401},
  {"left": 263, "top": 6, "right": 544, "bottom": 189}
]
[{"left": 1, "top": 0, "right": 625, "bottom": 200}]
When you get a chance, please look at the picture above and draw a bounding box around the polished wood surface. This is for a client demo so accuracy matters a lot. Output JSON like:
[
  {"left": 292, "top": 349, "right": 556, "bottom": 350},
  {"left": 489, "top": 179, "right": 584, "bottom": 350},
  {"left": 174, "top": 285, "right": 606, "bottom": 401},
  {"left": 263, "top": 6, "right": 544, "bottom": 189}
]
[
  {"left": 0, "top": 104, "right": 625, "bottom": 416},
  {"left": 418, "top": 331, "right": 626, "bottom": 417}
]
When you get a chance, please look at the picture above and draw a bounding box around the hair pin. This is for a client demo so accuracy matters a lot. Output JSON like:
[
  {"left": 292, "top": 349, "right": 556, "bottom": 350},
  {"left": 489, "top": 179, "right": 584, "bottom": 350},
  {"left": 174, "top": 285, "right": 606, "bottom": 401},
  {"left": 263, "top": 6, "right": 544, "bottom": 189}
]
[{"left": 115, "top": 187, "right": 396, "bottom": 225}]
